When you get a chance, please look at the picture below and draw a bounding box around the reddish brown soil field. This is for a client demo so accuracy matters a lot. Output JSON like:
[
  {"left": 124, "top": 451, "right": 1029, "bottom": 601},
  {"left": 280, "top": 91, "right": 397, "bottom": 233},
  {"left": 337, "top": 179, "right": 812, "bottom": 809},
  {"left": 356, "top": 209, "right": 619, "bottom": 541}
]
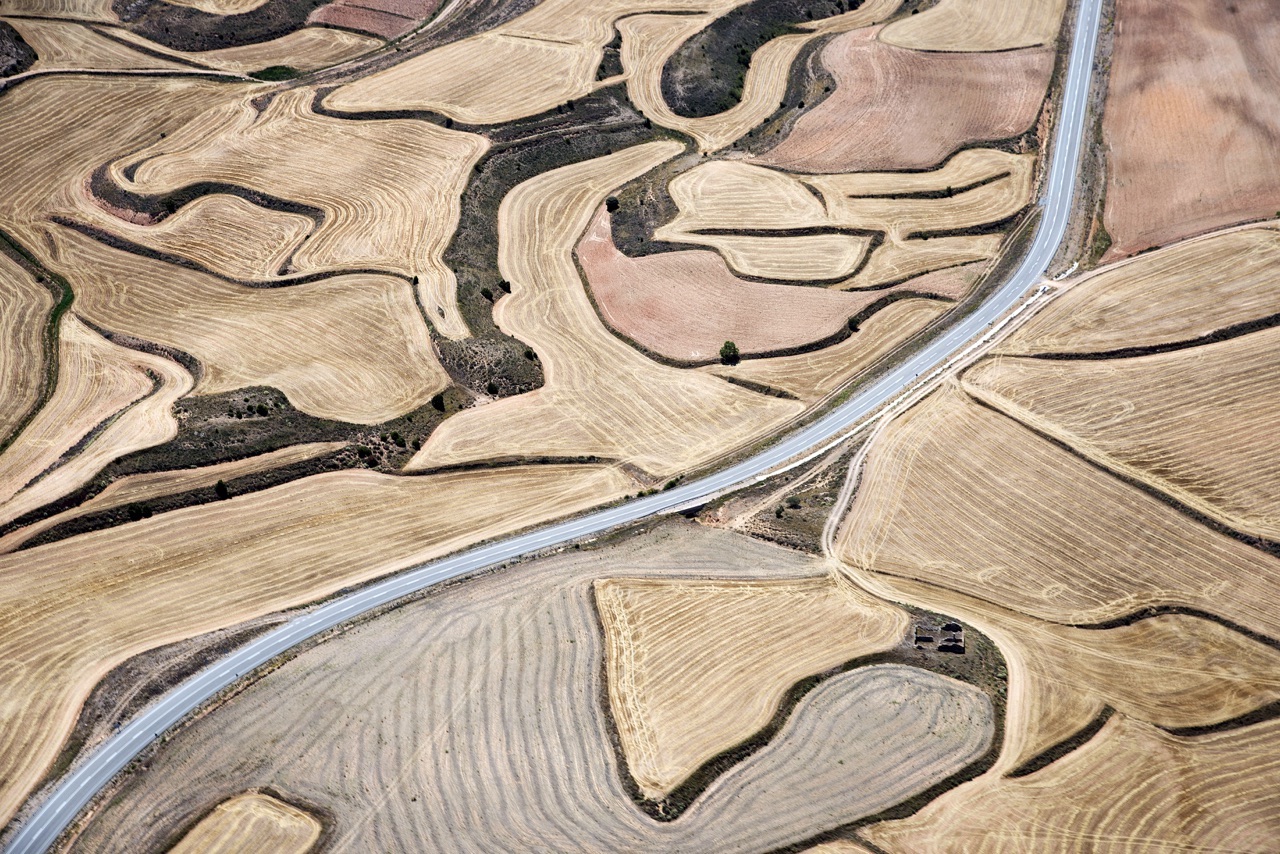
[
  {"left": 578, "top": 209, "right": 966, "bottom": 362},
  {"left": 755, "top": 27, "right": 1053, "bottom": 173},
  {"left": 1102, "top": 0, "right": 1280, "bottom": 258},
  {"left": 308, "top": 1, "right": 428, "bottom": 38}
]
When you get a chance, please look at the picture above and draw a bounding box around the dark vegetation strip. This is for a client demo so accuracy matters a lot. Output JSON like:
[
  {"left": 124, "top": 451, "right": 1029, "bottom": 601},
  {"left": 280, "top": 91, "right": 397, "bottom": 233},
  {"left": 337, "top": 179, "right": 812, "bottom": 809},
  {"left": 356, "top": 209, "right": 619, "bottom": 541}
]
[
  {"left": 0, "top": 229, "right": 74, "bottom": 456},
  {"left": 963, "top": 389, "right": 1280, "bottom": 560},
  {"left": 903, "top": 207, "right": 1031, "bottom": 241},
  {"left": 1164, "top": 699, "right": 1280, "bottom": 738},
  {"left": 720, "top": 376, "right": 801, "bottom": 400},
  {"left": 0, "top": 19, "right": 38, "bottom": 77},
  {"left": 322, "top": 81, "right": 684, "bottom": 398},
  {"left": 1020, "top": 310, "right": 1280, "bottom": 361},
  {"left": 407, "top": 455, "right": 622, "bottom": 477},
  {"left": 659, "top": 0, "right": 856, "bottom": 119},
  {"left": 90, "top": 165, "right": 325, "bottom": 229},
  {"left": 1070, "top": 605, "right": 1280, "bottom": 653},
  {"left": 589, "top": 585, "right": 1009, "bottom": 822},
  {"left": 843, "top": 170, "right": 1012, "bottom": 200},
  {"left": 111, "top": 0, "right": 333, "bottom": 52},
  {"left": 1007, "top": 706, "right": 1114, "bottom": 778},
  {"left": 85, "top": 24, "right": 215, "bottom": 70},
  {"left": 52, "top": 218, "right": 411, "bottom": 286}
]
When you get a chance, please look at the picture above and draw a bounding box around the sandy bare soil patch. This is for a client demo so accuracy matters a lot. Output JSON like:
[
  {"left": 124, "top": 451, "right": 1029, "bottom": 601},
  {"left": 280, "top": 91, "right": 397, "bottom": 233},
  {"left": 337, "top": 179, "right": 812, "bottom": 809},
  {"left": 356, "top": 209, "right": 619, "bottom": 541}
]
[
  {"left": 68, "top": 523, "right": 991, "bottom": 853},
  {"left": 862, "top": 714, "right": 1280, "bottom": 853},
  {"left": 107, "top": 87, "right": 484, "bottom": 334},
  {"left": 706, "top": 297, "right": 952, "bottom": 402},
  {"left": 1102, "top": 0, "right": 1280, "bottom": 258},
  {"left": 596, "top": 573, "right": 908, "bottom": 797},
  {"left": 879, "top": 0, "right": 1066, "bottom": 52},
  {"left": 862, "top": 573, "right": 1280, "bottom": 775},
  {"left": 0, "top": 314, "right": 192, "bottom": 528},
  {"left": 580, "top": 208, "right": 946, "bottom": 362},
  {"left": 308, "top": 3, "right": 416, "bottom": 38},
  {"left": 755, "top": 28, "right": 1053, "bottom": 173},
  {"left": 0, "top": 441, "right": 346, "bottom": 553},
  {"left": 0, "top": 463, "right": 631, "bottom": 829},
  {"left": 170, "top": 792, "right": 320, "bottom": 854},
  {"left": 49, "top": 229, "right": 447, "bottom": 424},
  {"left": 837, "top": 383, "right": 1280, "bottom": 639},
  {"left": 1002, "top": 224, "right": 1280, "bottom": 355},
  {"left": 411, "top": 142, "right": 803, "bottom": 477},
  {"left": 967, "top": 325, "right": 1280, "bottom": 541},
  {"left": 0, "top": 249, "right": 52, "bottom": 445}
]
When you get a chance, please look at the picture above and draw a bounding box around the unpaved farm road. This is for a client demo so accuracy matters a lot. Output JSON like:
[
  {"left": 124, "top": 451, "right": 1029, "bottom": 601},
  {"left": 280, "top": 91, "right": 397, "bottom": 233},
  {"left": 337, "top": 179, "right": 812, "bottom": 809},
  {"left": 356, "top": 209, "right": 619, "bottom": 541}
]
[{"left": 4, "top": 0, "right": 1103, "bottom": 849}]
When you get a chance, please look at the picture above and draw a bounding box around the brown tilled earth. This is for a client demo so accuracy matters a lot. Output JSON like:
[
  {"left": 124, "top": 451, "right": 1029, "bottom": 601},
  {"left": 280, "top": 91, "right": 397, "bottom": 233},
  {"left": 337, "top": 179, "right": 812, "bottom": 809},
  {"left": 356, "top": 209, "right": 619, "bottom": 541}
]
[
  {"left": 1102, "top": 0, "right": 1280, "bottom": 258},
  {"left": 754, "top": 27, "right": 1052, "bottom": 173}
]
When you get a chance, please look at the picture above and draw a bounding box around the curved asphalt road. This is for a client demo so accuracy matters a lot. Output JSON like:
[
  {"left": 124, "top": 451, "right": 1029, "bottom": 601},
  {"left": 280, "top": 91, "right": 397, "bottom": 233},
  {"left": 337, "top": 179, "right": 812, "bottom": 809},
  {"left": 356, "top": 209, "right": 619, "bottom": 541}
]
[{"left": 5, "top": 0, "right": 1102, "bottom": 849}]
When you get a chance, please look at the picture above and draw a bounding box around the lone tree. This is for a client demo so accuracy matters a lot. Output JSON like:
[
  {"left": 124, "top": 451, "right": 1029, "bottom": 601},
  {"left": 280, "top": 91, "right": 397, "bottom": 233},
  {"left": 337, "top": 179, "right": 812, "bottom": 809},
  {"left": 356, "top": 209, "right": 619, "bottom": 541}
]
[{"left": 719, "top": 340, "right": 740, "bottom": 365}]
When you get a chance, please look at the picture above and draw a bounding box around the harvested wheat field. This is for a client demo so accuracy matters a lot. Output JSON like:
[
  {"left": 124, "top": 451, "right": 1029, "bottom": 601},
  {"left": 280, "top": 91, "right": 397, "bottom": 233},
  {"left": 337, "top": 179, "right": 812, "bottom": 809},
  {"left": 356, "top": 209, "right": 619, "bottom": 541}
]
[
  {"left": 2, "top": 19, "right": 190, "bottom": 75},
  {"left": 0, "top": 463, "right": 632, "bottom": 828},
  {"left": 966, "top": 324, "right": 1280, "bottom": 541},
  {"left": 1002, "top": 224, "right": 1280, "bottom": 355},
  {"left": 595, "top": 573, "right": 908, "bottom": 797},
  {"left": 579, "top": 208, "right": 956, "bottom": 361},
  {"left": 0, "top": 249, "right": 52, "bottom": 444},
  {"left": 618, "top": 0, "right": 902, "bottom": 152},
  {"left": 846, "top": 237, "right": 999, "bottom": 289},
  {"left": 170, "top": 792, "right": 320, "bottom": 854},
  {"left": 856, "top": 572, "right": 1280, "bottom": 775},
  {"left": 1102, "top": 0, "right": 1280, "bottom": 258},
  {"left": 411, "top": 142, "right": 803, "bottom": 477},
  {"left": 755, "top": 27, "right": 1053, "bottom": 173},
  {"left": 105, "top": 87, "right": 485, "bottom": 334},
  {"left": 67, "top": 522, "right": 992, "bottom": 853},
  {"left": 861, "top": 714, "right": 1280, "bottom": 853},
  {"left": 50, "top": 229, "right": 448, "bottom": 424},
  {"left": 187, "top": 27, "right": 381, "bottom": 74},
  {"left": 0, "top": 441, "right": 346, "bottom": 553},
  {"left": 706, "top": 297, "right": 953, "bottom": 402},
  {"left": 0, "top": 0, "right": 116, "bottom": 22},
  {"left": 879, "top": 0, "right": 1067, "bottom": 52},
  {"left": 659, "top": 150, "right": 1035, "bottom": 248},
  {"left": 837, "top": 383, "right": 1280, "bottom": 639},
  {"left": 0, "top": 314, "right": 192, "bottom": 528}
]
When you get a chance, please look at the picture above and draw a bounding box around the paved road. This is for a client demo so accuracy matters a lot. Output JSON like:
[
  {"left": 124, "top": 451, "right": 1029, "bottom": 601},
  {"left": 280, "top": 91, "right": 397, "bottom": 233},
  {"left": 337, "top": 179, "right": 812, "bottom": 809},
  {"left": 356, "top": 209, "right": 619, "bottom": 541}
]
[{"left": 4, "top": 0, "right": 1103, "bottom": 849}]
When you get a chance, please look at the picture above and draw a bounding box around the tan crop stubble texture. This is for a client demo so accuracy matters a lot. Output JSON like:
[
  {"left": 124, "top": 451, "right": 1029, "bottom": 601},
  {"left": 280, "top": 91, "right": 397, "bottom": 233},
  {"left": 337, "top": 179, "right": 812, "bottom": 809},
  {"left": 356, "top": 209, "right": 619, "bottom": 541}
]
[
  {"left": 169, "top": 792, "right": 320, "bottom": 854},
  {"left": 1001, "top": 224, "right": 1280, "bottom": 356},
  {"left": 836, "top": 383, "right": 1280, "bottom": 640},
  {"left": 754, "top": 27, "right": 1053, "bottom": 173},
  {"left": 966, "top": 325, "right": 1280, "bottom": 542},
  {"left": 0, "top": 463, "right": 633, "bottom": 829},
  {"left": 0, "top": 314, "right": 192, "bottom": 528},
  {"left": 0, "top": 442, "right": 347, "bottom": 553},
  {"left": 107, "top": 87, "right": 486, "bottom": 337},
  {"left": 409, "top": 141, "right": 803, "bottom": 477},
  {"left": 66, "top": 522, "right": 992, "bottom": 853},
  {"left": 1101, "top": 0, "right": 1280, "bottom": 258},
  {"left": 861, "top": 714, "right": 1280, "bottom": 853},
  {"left": 595, "top": 573, "right": 908, "bottom": 797},
  {"left": 0, "top": 249, "right": 53, "bottom": 445},
  {"left": 878, "top": 0, "right": 1067, "bottom": 52}
]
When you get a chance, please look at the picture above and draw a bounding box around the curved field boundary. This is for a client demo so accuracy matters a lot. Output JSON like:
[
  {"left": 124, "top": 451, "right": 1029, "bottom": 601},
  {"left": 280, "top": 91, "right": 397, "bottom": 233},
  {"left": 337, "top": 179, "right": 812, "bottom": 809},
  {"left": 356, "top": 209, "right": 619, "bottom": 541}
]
[
  {"left": 595, "top": 573, "right": 908, "bottom": 798},
  {"left": 999, "top": 223, "right": 1280, "bottom": 356},
  {"left": 409, "top": 140, "right": 804, "bottom": 477},
  {"left": 621, "top": 0, "right": 903, "bottom": 152},
  {"left": 964, "top": 326, "right": 1280, "bottom": 541},
  {"left": 861, "top": 714, "right": 1280, "bottom": 853},
  {"left": 0, "top": 247, "right": 53, "bottom": 449},
  {"left": 0, "top": 314, "right": 192, "bottom": 529},
  {"left": 169, "top": 791, "right": 320, "bottom": 854},
  {"left": 0, "top": 441, "right": 347, "bottom": 553},
  {"left": 879, "top": 0, "right": 1067, "bottom": 52},
  {"left": 0, "top": 463, "right": 633, "bottom": 831},
  {"left": 108, "top": 87, "right": 485, "bottom": 338},
  {"left": 837, "top": 383, "right": 1280, "bottom": 640}
]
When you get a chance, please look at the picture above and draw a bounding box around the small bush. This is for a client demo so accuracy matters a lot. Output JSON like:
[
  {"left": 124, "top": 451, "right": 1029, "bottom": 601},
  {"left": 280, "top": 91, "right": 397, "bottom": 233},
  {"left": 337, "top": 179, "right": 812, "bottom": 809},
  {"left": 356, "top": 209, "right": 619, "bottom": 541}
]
[
  {"left": 249, "top": 65, "right": 298, "bottom": 81},
  {"left": 486, "top": 381, "right": 498, "bottom": 395},
  {"left": 214, "top": 480, "right": 230, "bottom": 500}
]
